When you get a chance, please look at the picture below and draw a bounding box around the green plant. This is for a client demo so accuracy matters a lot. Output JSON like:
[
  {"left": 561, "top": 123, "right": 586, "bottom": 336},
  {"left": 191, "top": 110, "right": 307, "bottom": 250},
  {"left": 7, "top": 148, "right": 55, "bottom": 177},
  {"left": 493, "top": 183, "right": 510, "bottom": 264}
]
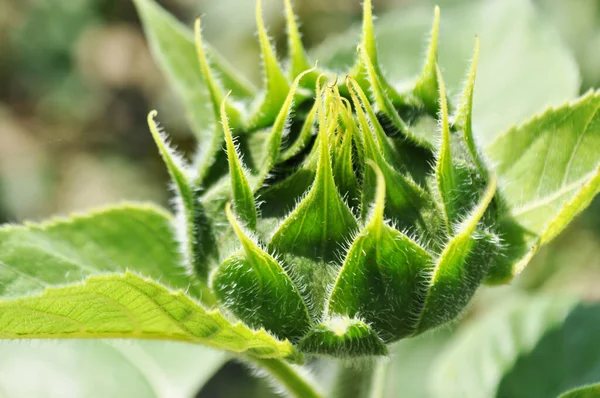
[{"left": 0, "top": 0, "right": 598, "bottom": 396}]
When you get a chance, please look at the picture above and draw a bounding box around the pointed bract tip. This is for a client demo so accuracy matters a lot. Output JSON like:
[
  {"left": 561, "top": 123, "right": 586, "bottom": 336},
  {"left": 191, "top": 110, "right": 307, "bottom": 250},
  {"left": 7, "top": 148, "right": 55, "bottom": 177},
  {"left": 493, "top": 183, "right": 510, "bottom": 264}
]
[
  {"left": 360, "top": 0, "right": 379, "bottom": 63},
  {"left": 256, "top": 0, "right": 263, "bottom": 16},
  {"left": 193, "top": 17, "right": 206, "bottom": 61},
  {"left": 345, "top": 74, "right": 356, "bottom": 89},
  {"left": 256, "top": 0, "right": 270, "bottom": 37},
  {"left": 255, "top": 0, "right": 268, "bottom": 48},
  {"left": 430, "top": 7, "right": 440, "bottom": 52},
  {"left": 284, "top": 0, "right": 314, "bottom": 79},
  {"left": 473, "top": 36, "right": 480, "bottom": 61},
  {"left": 147, "top": 110, "right": 163, "bottom": 141},
  {"left": 302, "top": 62, "right": 318, "bottom": 77},
  {"left": 430, "top": 6, "right": 441, "bottom": 58},
  {"left": 362, "top": 0, "right": 374, "bottom": 32},
  {"left": 194, "top": 17, "right": 201, "bottom": 36},
  {"left": 147, "top": 110, "right": 158, "bottom": 123},
  {"left": 287, "top": 64, "right": 317, "bottom": 95},
  {"left": 284, "top": 0, "right": 298, "bottom": 25},
  {"left": 328, "top": 73, "right": 339, "bottom": 88},
  {"left": 220, "top": 91, "right": 233, "bottom": 133},
  {"left": 363, "top": 0, "right": 373, "bottom": 21},
  {"left": 316, "top": 72, "right": 328, "bottom": 89},
  {"left": 315, "top": 72, "right": 328, "bottom": 113},
  {"left": 435, "top": 64, "right": 448, "bottom": 115}
]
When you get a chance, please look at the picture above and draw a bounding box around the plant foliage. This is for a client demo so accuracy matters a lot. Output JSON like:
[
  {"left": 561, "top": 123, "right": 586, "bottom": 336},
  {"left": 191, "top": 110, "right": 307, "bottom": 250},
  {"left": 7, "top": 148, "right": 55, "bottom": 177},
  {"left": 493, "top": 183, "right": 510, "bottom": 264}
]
[{"left": 0, "top": 0, "right": 598, "bottom": 395}]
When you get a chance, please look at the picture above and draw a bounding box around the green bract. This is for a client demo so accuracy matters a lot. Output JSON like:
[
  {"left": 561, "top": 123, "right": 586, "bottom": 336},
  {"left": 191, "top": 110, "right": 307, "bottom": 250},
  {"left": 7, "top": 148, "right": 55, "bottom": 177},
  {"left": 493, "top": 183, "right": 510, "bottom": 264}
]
[{"left": 139, "top": 0, "right": 598, "bottom": 358}]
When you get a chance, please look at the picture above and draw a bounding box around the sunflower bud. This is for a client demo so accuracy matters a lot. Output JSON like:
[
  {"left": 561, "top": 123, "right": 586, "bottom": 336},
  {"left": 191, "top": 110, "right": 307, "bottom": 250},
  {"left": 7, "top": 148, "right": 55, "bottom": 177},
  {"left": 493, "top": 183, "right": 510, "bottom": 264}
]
[{"left": 149, "top": 0, "right": 508, "bottom": 358}]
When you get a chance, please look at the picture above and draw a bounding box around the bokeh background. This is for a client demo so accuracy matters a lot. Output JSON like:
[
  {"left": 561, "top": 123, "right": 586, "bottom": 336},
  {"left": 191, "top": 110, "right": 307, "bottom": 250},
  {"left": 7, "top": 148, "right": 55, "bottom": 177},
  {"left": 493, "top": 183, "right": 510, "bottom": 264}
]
[{"left": 0, "top": 0, "right": 599, "bottom": 396}]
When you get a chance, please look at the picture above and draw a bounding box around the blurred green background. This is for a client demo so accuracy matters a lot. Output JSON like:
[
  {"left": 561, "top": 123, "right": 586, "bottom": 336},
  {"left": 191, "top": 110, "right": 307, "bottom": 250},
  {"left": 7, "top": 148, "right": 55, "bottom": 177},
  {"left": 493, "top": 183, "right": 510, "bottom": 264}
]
[{"left": 0, "top": 0, "right": 599, "bottom": 397}]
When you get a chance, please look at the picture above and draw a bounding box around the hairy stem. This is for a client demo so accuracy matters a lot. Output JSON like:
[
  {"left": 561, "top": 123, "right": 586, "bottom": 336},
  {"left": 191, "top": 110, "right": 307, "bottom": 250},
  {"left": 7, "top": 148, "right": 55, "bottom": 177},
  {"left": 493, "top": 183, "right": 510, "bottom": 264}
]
[
  {"left": 250, "top": 357, "right": 323, "bottom": 398},
  {"left": 331, "top": 360, "right": 387, "bottom": 398},
  {"left": 369, "top": 361, "right": 389, "bottom": 398}
]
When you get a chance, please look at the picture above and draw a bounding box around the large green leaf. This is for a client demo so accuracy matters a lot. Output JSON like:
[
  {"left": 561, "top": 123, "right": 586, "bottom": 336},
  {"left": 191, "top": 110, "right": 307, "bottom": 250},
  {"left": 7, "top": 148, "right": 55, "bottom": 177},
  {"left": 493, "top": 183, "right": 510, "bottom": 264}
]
[
  {"left": 431, "top": 294, "right": 579, "bottom": 398},
  {"left": 0, "top": 204, "right": 297, "bottom": 360},
  {"left": 313, "top": 0, "right": 579, "bottom": 146},
  {"left": 497, "top": 303, "right": 600, "bottom": 398},
  {"left": 487, "top": 92, "right": 600, "bottom": 281},
  {"left": 0, "top": 203, "right": 199, "bottom": 299},
  {"left": 0, "top": 340, "right": 225, "bottom": 398},
  {"left": 134, "top": 0, "right": 211, "bottom": 141},
  {"left": 0, "top": 272, "right": 297, "bottom": 359}
]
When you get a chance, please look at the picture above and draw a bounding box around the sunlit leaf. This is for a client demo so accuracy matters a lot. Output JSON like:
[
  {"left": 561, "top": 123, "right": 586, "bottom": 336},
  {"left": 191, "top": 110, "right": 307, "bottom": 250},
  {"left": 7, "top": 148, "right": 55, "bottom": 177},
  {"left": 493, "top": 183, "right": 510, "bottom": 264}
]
[
  {"left": 0, "top": 273, "right": 298, "bottom": 360},
  {"left": 487, "top": 91, "right": 600, "bottom": 282}
]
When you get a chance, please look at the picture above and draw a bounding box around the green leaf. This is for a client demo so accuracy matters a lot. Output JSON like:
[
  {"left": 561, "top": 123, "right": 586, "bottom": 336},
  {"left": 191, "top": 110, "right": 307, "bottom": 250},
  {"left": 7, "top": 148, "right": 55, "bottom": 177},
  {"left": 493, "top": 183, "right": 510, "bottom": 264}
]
[
  {"left": 0, "top": 340, "right": 225, "bottom": 398},
  {"left": 497, "top": 303, "right": 600, "bottom": 398},
  {"left": 416, "top": 177, "right": 498, "bottom": 333},
  {"left": 313, "top": 0, "right": 579, "bottom": 146},
  {"left": 487, "top": 91, "right": 600, "bottom": 282},
  {"left": 133, "top": 0, "right": 255, "bottom": 141},
  {"left": 431, "top": 294, "right": 578, "bottom": 398},
  {"left": 211, "top": 204, "right": 311, "bottom": 342},
  {"left": 148, "top": 112, "right": 218, "bottom": 282},
  {"left": 0, "top": 272, "right": 298, "bottom": 360},
  {"left": 559, "top": 384, "right": 600, "bottom": 398},
  {"left": 327, "top": 163, "right": 432, "bottom": 342},
  {"left": 0, "top": 203, "right": 200, "bottom": 299}
]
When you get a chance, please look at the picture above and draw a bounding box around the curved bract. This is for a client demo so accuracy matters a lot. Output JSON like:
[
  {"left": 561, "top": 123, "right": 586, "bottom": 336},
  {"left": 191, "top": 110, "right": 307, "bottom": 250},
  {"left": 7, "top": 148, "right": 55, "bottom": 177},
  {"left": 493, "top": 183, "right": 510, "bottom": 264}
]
[{"left": 145, "top": 0, "right": 599, "bottom": 358}]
